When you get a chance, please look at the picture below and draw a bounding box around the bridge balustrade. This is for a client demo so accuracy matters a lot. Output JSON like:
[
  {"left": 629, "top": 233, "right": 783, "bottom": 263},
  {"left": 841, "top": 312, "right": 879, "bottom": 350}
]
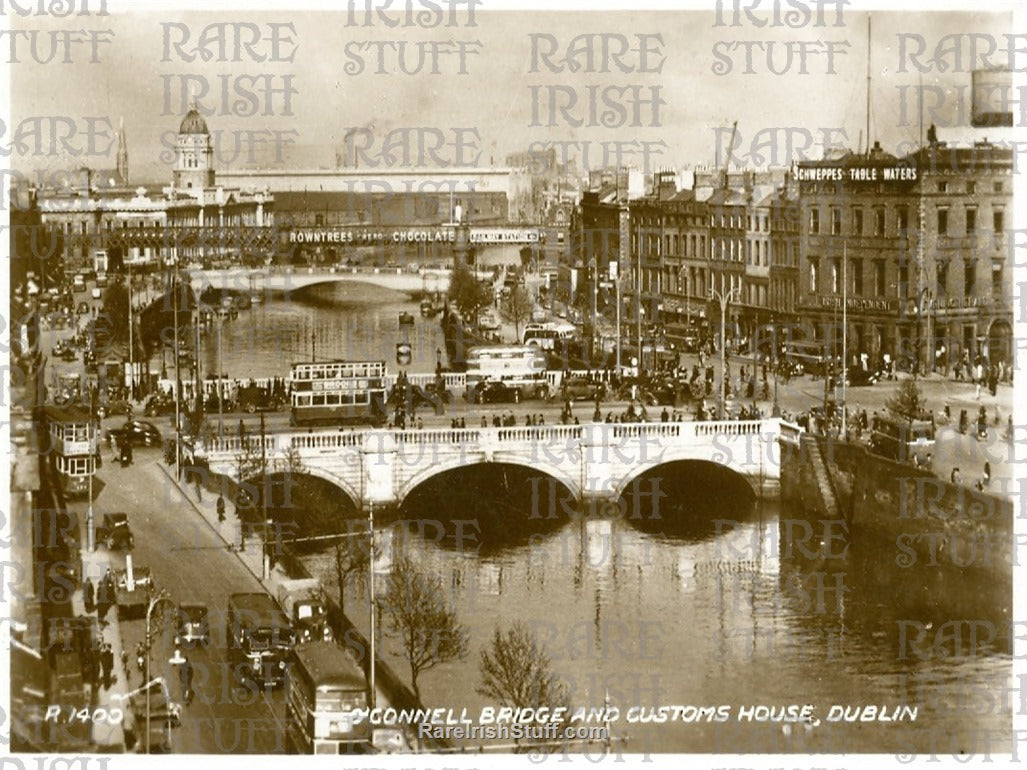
[
  {"left": 694, "top": 420, "right": 765, "bottom": 437},
  {"left": 393, "top": 429, "right": 480, "bottom": 445},
  {"left": 611, "top": 423, "right": 684, "bottom": 440},
  {"left": 209, "top": 435, "right": 277, "bottom": 453},
  {"left": 495, "top": 425, "right": 584, "bottom": 443},
  {"left": 290, "top": 432, "right": 363, "bottom": 450}
]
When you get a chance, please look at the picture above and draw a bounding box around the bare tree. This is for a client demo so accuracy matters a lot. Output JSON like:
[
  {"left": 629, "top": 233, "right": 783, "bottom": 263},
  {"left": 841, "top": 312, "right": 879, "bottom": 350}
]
[
  {"left": 477, "top": 621, "right": 569, "bottom": 710},
  {"left": 331, "top": 520, "right": 370, "bottom": 614},
  {"left": 502, "top": 283, "right": 534, "bottom": 343},
  {"left": 886, "top": 378, "right": 927, "bottom": 424},
  {"left": 377, "top": 555, "right": 468, "bottom": 701}
]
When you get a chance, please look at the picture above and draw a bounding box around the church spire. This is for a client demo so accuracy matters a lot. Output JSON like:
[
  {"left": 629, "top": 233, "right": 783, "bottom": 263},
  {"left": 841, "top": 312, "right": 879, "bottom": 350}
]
[{"left": 116, "top": 116, "right": 129, "bottom": 184}]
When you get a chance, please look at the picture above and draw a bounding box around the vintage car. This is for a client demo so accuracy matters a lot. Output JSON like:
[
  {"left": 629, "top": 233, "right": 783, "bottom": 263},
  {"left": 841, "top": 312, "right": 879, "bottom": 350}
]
[
  {"left": 97, "top": 513, "right": 134, "bottom": 551},
  {"left": 174, "top": 603, "right": 210, "bottom": 647}
]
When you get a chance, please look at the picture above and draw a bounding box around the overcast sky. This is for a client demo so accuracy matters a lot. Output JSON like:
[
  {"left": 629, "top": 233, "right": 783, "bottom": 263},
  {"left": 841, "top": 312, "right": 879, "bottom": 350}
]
[{"left": 8, "top": 4, "right": 1014, "bottom": 183}]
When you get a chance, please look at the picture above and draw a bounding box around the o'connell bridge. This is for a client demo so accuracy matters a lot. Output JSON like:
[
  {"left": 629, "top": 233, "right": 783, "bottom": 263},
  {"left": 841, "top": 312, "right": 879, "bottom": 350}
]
[{"left": 203, "top": 418, "right": 783, "bottom": 512}]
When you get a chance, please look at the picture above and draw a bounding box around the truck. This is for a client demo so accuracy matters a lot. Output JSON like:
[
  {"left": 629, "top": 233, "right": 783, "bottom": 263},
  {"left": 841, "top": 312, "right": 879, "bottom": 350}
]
[
  {"left": 277, "top": 578, "right": 333, "bottom": 645},
  {"left": 115, "top": 556, "right": 153, "bottom": 620},
  {"left": 226, "top": 593, "right": 295, "bottom": 688}
]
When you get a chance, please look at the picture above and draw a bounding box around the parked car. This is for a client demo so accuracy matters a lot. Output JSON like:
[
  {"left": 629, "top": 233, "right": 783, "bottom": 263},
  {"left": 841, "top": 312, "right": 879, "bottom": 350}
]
[
  {"left": 97, "top": 513, "right": 134, "bottom": 551},
  {"left": 174, "top": 603, "right": 210, "bottom": 647},
  {"left": 472, "top": 380, "right": 523, "bottom": 405},
  {"left": 845, "top": 367, "right": 878, "bottom": 387},
  {"left": 236, "top": 385, "right": 284, "bottom": 414},
  {"left": 117, "top": 419, "right": 162, "bottom": 447},
  {"left": 144, "top": 394, "right": 176, "bottom": 417},
  {"left": 561, "top": 377, "right": 606, "bottom": 402}
]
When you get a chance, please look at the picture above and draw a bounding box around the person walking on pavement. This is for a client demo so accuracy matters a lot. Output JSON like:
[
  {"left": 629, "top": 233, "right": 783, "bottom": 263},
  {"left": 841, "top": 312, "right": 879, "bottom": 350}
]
[
  {"left": 136, "top": 642, "right": 146, "bottom": 683},
  {"left": 100, "top": 643, "right": 114, "bottom": 690},
  {"left": 179, "top": 656, "right": 194, "bottom": 704},
  {"left": 83, "top": 578, "right": 95, "bottom": 613}
]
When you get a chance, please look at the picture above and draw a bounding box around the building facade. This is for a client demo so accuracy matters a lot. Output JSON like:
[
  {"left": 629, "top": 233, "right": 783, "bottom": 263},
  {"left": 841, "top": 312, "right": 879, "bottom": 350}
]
[
  {"left": 36, "top": 108, "right": 273, "bottom": 270},
  {"left": 795, "top": 139, "right": 1012, "bottom": 370}
]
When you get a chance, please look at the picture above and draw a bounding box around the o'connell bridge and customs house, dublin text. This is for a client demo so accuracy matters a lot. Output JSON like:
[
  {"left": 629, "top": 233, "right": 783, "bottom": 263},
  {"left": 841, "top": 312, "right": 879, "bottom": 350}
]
[{"left": 4, "top": 1, "right": 1023, "bottom": 768}]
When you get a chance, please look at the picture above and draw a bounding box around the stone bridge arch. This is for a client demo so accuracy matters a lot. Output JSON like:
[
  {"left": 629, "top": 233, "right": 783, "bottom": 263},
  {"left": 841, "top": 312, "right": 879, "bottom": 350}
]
[
  {"left": 397, "top": 456, "right": 582, "bottom": 509},
  {"left": 609, "top": 444, "right": 769, "bottom": 502},
  {"left": 231, "top": 466, "right": 362, "bottom": 512}
]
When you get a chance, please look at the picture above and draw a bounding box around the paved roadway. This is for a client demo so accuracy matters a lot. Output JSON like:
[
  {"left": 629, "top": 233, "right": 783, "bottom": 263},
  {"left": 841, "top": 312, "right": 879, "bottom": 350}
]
[{"left": 67, "top": 447, "right": 287, "bottom": 753}]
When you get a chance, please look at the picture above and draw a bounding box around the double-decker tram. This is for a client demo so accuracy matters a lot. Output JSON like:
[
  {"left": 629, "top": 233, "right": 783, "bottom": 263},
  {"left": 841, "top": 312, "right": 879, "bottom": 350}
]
[
  {"left": 464, "top": 345, "right": 552, "bottom": 400},
  {"left": 43, "top": 405, "right": 99, "bottom": 498},
  {"left": 286, "top": 640, "right": 371, "bottom": 754},
  {"left": 289, "top": 360, "right": 388, "bottom": 427}
]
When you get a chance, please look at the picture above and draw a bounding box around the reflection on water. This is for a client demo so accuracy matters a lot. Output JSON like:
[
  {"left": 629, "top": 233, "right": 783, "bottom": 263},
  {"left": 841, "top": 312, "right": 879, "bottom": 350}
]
[
  {"left": 200, "top": 282, "right": 445, "bottom": 378},
  {"left": 306, "top": 493, "right": 1010, "bottom": 754}
]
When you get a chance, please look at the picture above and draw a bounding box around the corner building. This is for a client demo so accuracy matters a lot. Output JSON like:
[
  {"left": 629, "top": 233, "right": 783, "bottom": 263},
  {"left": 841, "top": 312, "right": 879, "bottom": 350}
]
[{"left": 795, "top": 139, "right": 1012, "bottom": 371}]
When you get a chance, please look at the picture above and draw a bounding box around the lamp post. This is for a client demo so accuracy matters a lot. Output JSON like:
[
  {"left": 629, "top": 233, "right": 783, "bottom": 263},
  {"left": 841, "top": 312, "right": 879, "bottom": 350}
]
[
  {"left": 367, "top": 501, "right": 377, "bottom": 710},
  {"left": 711, "top": 287, "right": 736, "bottom": 420},
  {"left": 589, "top": 258, "right": 598, "bottom": 363},
  {"left": 127, "top": 264, "right": 135, "bottom": 401},
  {"left": 145, "top": 589, "right": 174, "bottom": 755},
  {"left": 771, "top": 316, "right": 780, "bottom": 417},
  {"left": 611, "top": 261, "right": 621, "bottom": 374},
  {"left": 636, "top": 262, "right": 644, "bottom": 378},
  {"left": 216, "top": 313, "right": 224, "bottom": 440},
  {"left": 172, "top": 266, "right": 182, "bottom": 477}
]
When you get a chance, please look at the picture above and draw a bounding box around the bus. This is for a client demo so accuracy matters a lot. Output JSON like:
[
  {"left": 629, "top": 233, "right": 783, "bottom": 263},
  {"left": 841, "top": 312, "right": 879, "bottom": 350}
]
[
  {"left": 44, "top": 405, "right": 98, "bottom": 498},
  {"left": 289, "top": 360, "right": 388, "bottom": 427},
  {"left": 286, "top": 641, "right": 371, "bottom": 754},
  {"left": 226, "top": 593, "right": 295, "bottom": 688},
  {"left": 464, "top": 345, "right": 551, "bottom": 400},
  {"left": 869, "top": 414, "right": 936, "bottom": 464}
]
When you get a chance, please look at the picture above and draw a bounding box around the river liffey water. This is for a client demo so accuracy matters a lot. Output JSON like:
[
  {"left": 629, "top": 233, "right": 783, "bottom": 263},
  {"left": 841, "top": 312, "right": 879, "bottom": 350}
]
[{"left": 207, "top": 285, "right": 1012, "bottom": 756}]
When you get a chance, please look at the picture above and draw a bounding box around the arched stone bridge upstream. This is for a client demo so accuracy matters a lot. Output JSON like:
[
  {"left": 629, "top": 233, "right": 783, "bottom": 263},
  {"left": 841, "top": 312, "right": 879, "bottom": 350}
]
[
  {"left": 186, "top": 266, "right": 451, "bottom": 296},
  {"left": 202, "top": 418, "right": 784, "bottom": 513}
]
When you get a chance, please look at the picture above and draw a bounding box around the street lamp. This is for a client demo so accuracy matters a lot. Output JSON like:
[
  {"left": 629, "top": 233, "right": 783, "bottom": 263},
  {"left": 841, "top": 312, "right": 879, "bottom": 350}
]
[
  {"left": 367, "top": 501, "right": 377, "bottom": 710},
  {"left": 611, "top": 261, "right": 622, "bottom": 374},
  {"left": 216, "top": 313, "right": 224, "bottom": 440},
  {"left": 145, "top": 589, "right": 175, "bottom": 755},
  {"left": 589, "top": 258, "right": 598, "bottom": 363},
  {"left": 711, "top": 286, "right": 737, "bottom": 420}
]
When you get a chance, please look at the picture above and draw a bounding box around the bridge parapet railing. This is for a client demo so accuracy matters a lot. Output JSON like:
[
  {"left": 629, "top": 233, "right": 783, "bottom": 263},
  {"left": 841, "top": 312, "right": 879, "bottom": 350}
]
[
  {"left": 290, "top": 432, "right": 363, "bottom": 450},
  {"left": 611, "top": 422, "right": 684, "bottom": 440},
  {"left": 694, "top": 420, "right": 765, "bottom": 437},
  {"left": 395, "top": 373, "right": 467, "bottom": 390},
  {"left": 495, "top": 425, "right": 583, "bottom": 444},
  {"left": 393, "top": 429, "right": 481, "bottom": 446},
  {"left": 208, "top": 434, "right": 277, "bottom": 454}
]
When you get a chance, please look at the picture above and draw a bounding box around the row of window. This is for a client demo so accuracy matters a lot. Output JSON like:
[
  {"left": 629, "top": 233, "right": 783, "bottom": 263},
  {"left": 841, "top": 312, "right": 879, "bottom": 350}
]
[
  {"left": 58, "top": 455, "right": 95, "bottom": 475},
  {"left": 293, "top": 392, "right": 373, "bottom": 407},
  {"left": 810, "top": 205, "right": 1005, "bottom": 237},
  {"left": 807, "top": 257, "right": 1004, "bottom": 298}
]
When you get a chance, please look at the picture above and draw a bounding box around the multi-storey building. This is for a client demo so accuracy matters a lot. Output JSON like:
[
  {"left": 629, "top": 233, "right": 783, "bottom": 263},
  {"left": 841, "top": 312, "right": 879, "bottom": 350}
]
[
  {"left": 658, "top": 188, "right": 710, "bottom": 349},
  {"left": 795, "top": 139, "right": 1012, "bottom": 369},
  {"left": 36, "top": 107, "right": 273, "bottom": 269},
  {"left": 767, "top": 180, "right": 801, "bottom": 329}
]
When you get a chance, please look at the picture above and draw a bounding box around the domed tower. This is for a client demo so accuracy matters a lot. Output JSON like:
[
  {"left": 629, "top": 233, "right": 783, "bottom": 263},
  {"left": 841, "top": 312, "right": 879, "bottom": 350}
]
[{"left": 172, "top": 105, "right": 215, "bottom": 189}]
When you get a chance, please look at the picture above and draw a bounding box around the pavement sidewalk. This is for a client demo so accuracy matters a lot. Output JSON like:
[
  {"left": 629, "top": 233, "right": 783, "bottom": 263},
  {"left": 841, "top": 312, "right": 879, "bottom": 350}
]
[
  {"left": 154, "top": 458, "right": 405, "bottom": 717},
  {"left": 71, "top": 541, "right": 132, "bottom": 751}
]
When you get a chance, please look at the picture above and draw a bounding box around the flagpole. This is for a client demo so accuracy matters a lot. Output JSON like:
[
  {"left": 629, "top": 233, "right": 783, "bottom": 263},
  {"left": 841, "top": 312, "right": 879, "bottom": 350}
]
[{"left": 842, "top": 243, "right": 847, "bottom": 438}]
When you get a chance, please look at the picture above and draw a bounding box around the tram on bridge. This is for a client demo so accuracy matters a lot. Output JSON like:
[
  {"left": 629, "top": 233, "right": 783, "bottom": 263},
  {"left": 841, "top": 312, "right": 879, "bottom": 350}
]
[{"left": 289, "top": 360, "right": 388, "bottom": 427}]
